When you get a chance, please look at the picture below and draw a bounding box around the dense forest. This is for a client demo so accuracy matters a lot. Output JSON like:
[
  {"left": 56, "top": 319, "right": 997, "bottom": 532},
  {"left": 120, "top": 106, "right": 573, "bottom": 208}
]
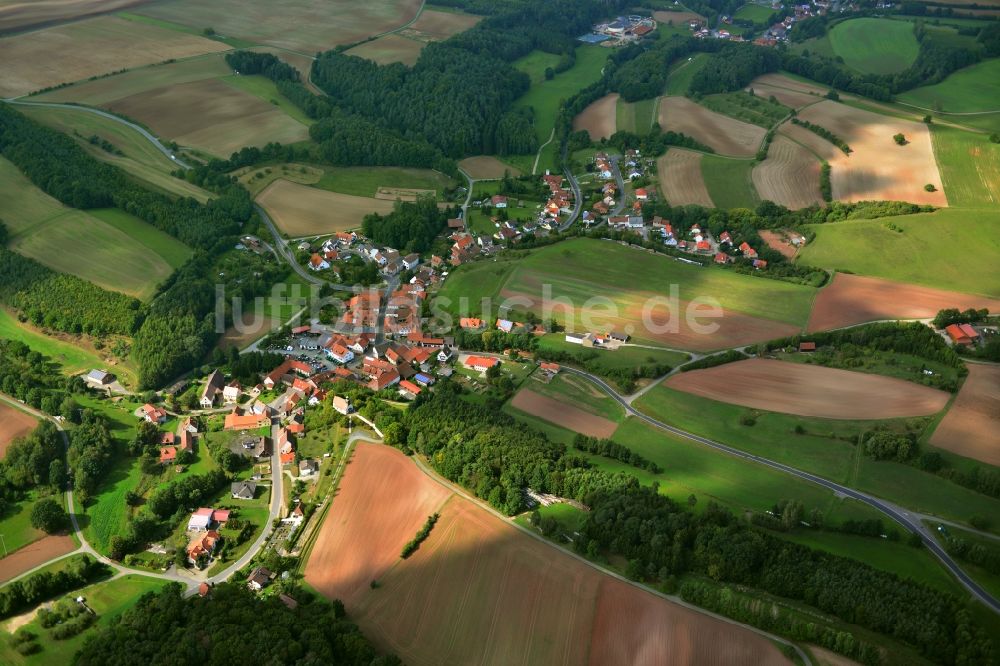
[
  {"left": 73, "top": 583, "right": 399, "bottom": 665},
  {"left": 361, "top": 196, "right": 455, "bottom": 254},
  {"left": 397, "top": 384, "right": 997, "bottom": 664}
]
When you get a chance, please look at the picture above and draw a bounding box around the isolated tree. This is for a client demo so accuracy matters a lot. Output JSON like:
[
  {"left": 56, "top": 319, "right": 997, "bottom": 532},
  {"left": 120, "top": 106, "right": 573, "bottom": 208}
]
[
  {"left": 30, "top": 498, "right": 68, "bottom": 533},
  {"left": 893, "top": 133, "right": 907, "bottom": 145}
]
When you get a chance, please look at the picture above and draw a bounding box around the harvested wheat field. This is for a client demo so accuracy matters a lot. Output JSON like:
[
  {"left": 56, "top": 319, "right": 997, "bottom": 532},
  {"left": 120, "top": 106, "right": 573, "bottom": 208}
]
[
  {"left": 0, "top": 15, "right": 228, "bottom": 98},
  {"left": 658, "top": 149, "right": 713, "bottom": 207},
  {"left": 807, "top": 272, "right": 1000, "bottom": 332},
  {"left": 0, "top": 402, "right": 37, "bottom": 459},
  {"left": 345, "top": 34, "right": 424, "bottom": 66},
  {"left": 406, "top": 8, "right": 481, "bottom": 40},
  {"left": 305, "top": 442, "right": 451, "bottom": 607},
  {"left": 930, "top": 364, "right": 1000, "bottom": 466},
  {"left": 0, "top": 0, "right": 145, "bottom": 32},
  {"left": 666, "top": 358, "right": 950, "bottom": 419},
  {"left": 309, "top": 443, "right": 791, "bottom": 666},
  {"left": 748, "top": 73, "right": 828, "bottom": 109},
  {"left": 752, "top": 136, "right": 823, "bottom": 209},
  {"left": 107, "top": 78, "right": 309, "bottom": 157},
  {"left": 796, "top": 100, "right": 947, "bottom": 205},
  {"left": 659, "top": 96, "right": 766, "bottom": 157},
  {"left": 258, "top": 179, "right": 394, "bottom": 235},
  {"left": 0, "top": 535, "right": 76, "bottom": 584},
  {"left": 510, "top": 389, "right": 617, "bottom": 438},
  {"left": 574, "top": 93, "right": 619, "bottom": 141},
  {"left": 459, "top": 155, "right": 521, "bottom": 179}
]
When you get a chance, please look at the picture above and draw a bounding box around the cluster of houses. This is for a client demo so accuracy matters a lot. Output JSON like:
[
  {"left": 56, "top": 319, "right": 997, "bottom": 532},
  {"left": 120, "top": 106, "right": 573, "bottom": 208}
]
[
  {"left": 755, "top": 2, "right": 825, "bottom": 46},
  {"left": 565, "top": 329, "right": 631, "bottom": 349},
  {"left": 303, "top": 231, "right": 421, "bottom": 279},
  {"left": 582, "top": 15, "right": 657, "bottom": 44}
]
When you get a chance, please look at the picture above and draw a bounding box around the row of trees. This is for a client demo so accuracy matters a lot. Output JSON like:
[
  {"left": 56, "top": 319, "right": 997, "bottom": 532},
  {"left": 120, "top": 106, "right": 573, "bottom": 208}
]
[
  {"left": 573, "top": 434, "right": 661, "bottom": 473},
  {"left": 0, "top": 554, "right": 108, "bottom": 619}
]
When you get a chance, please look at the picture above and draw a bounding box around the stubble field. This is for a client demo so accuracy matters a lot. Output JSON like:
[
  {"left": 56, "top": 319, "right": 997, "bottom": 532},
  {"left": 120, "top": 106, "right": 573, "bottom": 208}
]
[
  {"left": 665, "top": 358, "right": 951, "bottom": 419},
  {"left": 257, "top": 178, "right": 395, "bottom": 236},
  {"left": 573, "top": 93, "right": 619, "bottom": 141},
  {"left": 658, "top": 96, "right": 765, "bottom": 157},
  {"left": 930, "top": 364, "right": 1000, "bottom": 466},
  {"left": 344, "top": 34, "right": 424, "bottom": 66},
  {"left": 657, "top": 149, "right": 713, "bottom": 207},
  {"left": 0, "top": 15, "right": 228, "bottom": 97},
  {"left": 752, "top": 135, "right": 823, "bottom": 209}
]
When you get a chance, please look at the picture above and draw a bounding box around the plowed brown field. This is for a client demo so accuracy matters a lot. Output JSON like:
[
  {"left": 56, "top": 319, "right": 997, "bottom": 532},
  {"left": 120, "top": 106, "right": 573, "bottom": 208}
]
[
  {"left": 0, "top": 402, "right": 36, "bottom": 459},
  {"left": 666, "top": 358, "right": 950, "bottom": 419},
  {"left": 658, "top": 96, "right": 765, "bottom": 157},
  {"left": 752, "top": 135, "right": 823, "bottom": 209},
  {"left": 807, "top": 273, "right": 1000, "bottom": 332},
  {"left": 930, "top": 364, "right": 1000, "bottom": 466},
  {"left": 574, "top": 93, "right": 618, "bottom": 141},
  {"left": 0, "top": 535, "right": 76, "bottom": 584},
  {"left": 796, "top": 100, "right": 946, "bottom": 206},
  {"left": 308, "top": 443, "right": 792, "bottom": 666},
  {"left": 510, "top": 389, "right": 617, "bottom": 437},
  {"left": 658, "top": 149, "right": 713, "bottom": 207}
]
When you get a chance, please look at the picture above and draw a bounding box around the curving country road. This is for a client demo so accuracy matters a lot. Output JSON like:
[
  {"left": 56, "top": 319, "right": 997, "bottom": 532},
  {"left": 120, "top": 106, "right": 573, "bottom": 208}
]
[{"left": 556, "top": 366, "right": 1000, "bottom": 615}]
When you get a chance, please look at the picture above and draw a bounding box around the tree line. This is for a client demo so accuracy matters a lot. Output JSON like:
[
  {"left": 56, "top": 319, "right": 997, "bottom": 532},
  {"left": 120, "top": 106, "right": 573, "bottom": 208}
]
[
  {"left": 401, "top": 513, "right": 440, "bottom": 558},
  {"left": 361, "top": 195, "right": 457, "bottom": 254},
  {"left": 0, "top": 554, "right": 108, "bottom": 620}
]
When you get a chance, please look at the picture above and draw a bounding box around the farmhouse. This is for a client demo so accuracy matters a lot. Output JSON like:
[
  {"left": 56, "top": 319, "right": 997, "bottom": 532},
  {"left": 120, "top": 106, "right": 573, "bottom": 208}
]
[
  {"left": 142, "top": 403, "right": 167, "bottom": 424},
  {"left": 248, "top": 567, "right": 274, "bottom": 592},
  {"left": 461, "top": 317, "right": 486, "bottom": 330},
  {"left": 463, "top": 355, "right": 499, "bottom": 372},
  {"left": 84, "top": 369, "right": 114, "bottom": 388},
  {"left": 945, "top": 323, "right": 980, "bottom": 346},
  {"left": 224, "top": 410, "right": 271, "bottom": 431},
  {"left": 309, "top": 254, "right": 330, "bottom": 271},
  {"left": 739, "top": 242, "right": 758, "bottom": 259},
  {"left": 187, "top": 507, "right": 229, "bottom": 532},
  {"left": 223, "top": 381, "right": 242, "bottom": 404},
  {"left": 159, "top": 446, "right": 177, "bottom": 465},
  {"left": 231, "top": 480, "right": 257, "bottom": 500},
  {"left": 187, "top": 530, "right": 221, "bottom": 566},
  {"left": 333, "top": 396, "right": 352, "bottom": 415},
  {"left": 491, "top": 195, "right": 508, "bottom": 208}
]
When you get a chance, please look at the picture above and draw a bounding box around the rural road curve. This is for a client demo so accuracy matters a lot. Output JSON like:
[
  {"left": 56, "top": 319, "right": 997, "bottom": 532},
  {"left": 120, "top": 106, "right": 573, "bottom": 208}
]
[{"left": 556, "top": 367, "right": 1000, "bottom": 615}]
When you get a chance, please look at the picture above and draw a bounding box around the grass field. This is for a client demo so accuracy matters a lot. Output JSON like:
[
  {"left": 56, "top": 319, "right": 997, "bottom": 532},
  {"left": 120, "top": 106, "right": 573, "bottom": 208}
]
[
  {"left": 519, "top": 371, "right": 626, "bottom": 422},
  {"left": 17, "top": 105, "right": 213, "bottom": 202},
  {"left": 734, "top": 3, "right": 776, "bottom": 23},
  {"left": 664, "top": 53, "right": 709, "bottom": 96},
  {"left": 898, "top": 58, "right": 1000, "bottom": 115},
  {"left": 701, "top": 155, "right": 759, "bottom": 209},
  {"left": 536, "top": 334, "right": 689, "bottom": 373},
  {"left": 797, "top": 208, "right": 1000, "bottom": 296},
  {"left": 930, "top": 125, "right": 1000, "bottom": 207},
  {"left": 616, "top": 97, "right": 657, "bottom": 134},
  {"left": 0, "top": 157, "right": 183, "bottom": 301},
  {"left": 315, "top": 166, "right": 455, "bottom": 198},
  {"left": 344, "top": 34, "right": 424, "bottom": 66},
  {"left": 699, "top": 91, "right": 790, "bottom": 128},
  {"left": 220, "top": 74, "right": 314, "bottom": 125},
  {"left": 827, "top": 18, "right": 920, "bottom": 75},
  {"left": 930, "top": 523, "right": 1000, "bottom": 600},
  {"left": 0, "top": 575, "right": 167, "bottom": 666},
  {"left": 0, "top": 490, "right": 48, "bottom": 556}
]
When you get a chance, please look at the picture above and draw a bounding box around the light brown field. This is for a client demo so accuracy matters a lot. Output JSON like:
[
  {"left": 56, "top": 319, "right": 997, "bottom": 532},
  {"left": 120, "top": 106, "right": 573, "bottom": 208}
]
[
  {"left": 652, "top": 9, "right": 705, "bottom": 25},
  {"left": 807, "top": 272, "right": 1000, "bottom": 332},
  {"left": 308, "top": 443, "right": 791, "bottom": 666},
  {"left": 510, "top": 389, "right": 617, "bottom": 438},
  {"left": 406, "top": 8, "right": 481, "bottom": 40},
  {"left": 216, "top": 316, "right": 280, "bottom": 352},
  {"left": 666, "top": 358, "right": 950, "bottom": 419},
  {"left": 0, "top": 536, "right": 76, "bottom": 584},
  {"left": 345, "top": 34, "right": 424, "bottom": 66},
  {"left": 930, "top": 364, "right": 1000, "bottom": 466},
  {"left": 796, "top": 100, "right": 947, "bottom": 206},
  {"left": 659, "top": 96, "right": 766, "bottom": 157},
  {"left": 0, "top": 0, "right": 147, "bottom": 33},
  {"left": 459, "top": 155, "right": 521, "bottom": 179},
  {"left": 134, "top": 0, "right": 423, "bottom": 54},
  {"left": 658, "top": 149, "right": 713, "bottom": 207},
  {"left": 750, "top": 74, "right": 829, "bottom": 97},
  {"left": 809, "top": 645, "right": 864, "bottom": 666},
  {"left": 752, "top": 135, "right": 823, "bottom": 209},
  {"left": 374, "top": 186, "right": 436, "bottom": 202},
  {"left": 759, "top": 229, "right": 799, "bottom": 259},
  {"left": 0, "top": 401, "right": 37, "bottom": 459},
  {"left": 574, "top": 93, "right": 619, "bottom": 141},
  {"left": 257, "top": 179, "right": 394, "bottom": 236},
  {"left": 747, "top": 82, "right": 821, "bottom": 110},
  {"left": 0, "top": 15, "right": 228, "bottom": 98},
  {"left": 106, "top": 78, "right": 309, "bottom": 157}
]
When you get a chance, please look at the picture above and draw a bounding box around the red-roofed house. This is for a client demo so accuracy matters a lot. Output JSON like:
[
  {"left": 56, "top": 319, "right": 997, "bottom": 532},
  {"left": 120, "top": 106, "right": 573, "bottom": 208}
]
[
  {"left": 159, "top": 446, "right": 177, "bottom": 464},
  {"left": 714, "top": 252, "right": 731, "bottom": 265},
  {"left": 399, "top": 380, "right": 422, "bottom": 397},
  {"left": 635, "top": 188, "right": 648, "bottom": 200},
  {"left": 491, "top": 195, "right": 508, "bottom": 208},
  {"left": 224, "top": 410, "right": 271, "bottom": 431},
  {"left": 739, "top": 242, "right": 758, "bottom": 258},
  {"left": 945, "top": 323, "right": 980, "bottom": 346},
  {"left": 142, "top": 403, "right": 167, "bottom": 424},
  {"left": 719, "top": 231, "right": 732, "bottom": 245},
  {"left": 463, "top": 355, "right": 499, "bottom": 372},
  {"left": 187, "top": 530, "right": 221, "bottom": 565}
]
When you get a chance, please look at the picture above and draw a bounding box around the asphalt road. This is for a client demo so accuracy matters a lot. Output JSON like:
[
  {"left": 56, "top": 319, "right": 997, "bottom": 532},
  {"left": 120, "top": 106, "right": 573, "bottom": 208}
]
[{"left": 557, "top": 366, "right": 1000, "bottom": 615}]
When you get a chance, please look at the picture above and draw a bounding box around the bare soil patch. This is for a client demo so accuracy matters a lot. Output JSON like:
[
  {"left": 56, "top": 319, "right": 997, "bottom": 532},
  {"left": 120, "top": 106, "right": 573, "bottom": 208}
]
[
  {"left": 809, "top": 645, "right": 863, "bottom": 666},
  {"left": 0, "top": 536, "right": 76, "bottom": 584},
  {"left": 257, "top": 179, "right": 394, "bottom": 236},
  {"left": 0, "top": 0, "right": 147, "bottom": 33},
  {"left": 216, "top": 316, "right": 280, "bottom": 352},
  {"left": 667, "top": 358, "right": 950, "bottom": 419},
  {"left": 309, "top": 443, "right": 788, "bottom": 666},
  {"left": 930, "top": 364, "right": 1000, "bottom": 466},
  {"left": 510, "top": 389, "right": 617, "bottom": 438},
  {"left": 0, "top": 401, "right": 37, "bottom": 459},
  {"left": 807, "top": 272, "right": 1000, "bottom": 332},
  {"left": 574, "top": 93, "right": 619, "bottom": 141},
  {"left": 0, "top": 15, "right": 227, "bottom": 98},
  {"left": 459, "top": 155, "right": 521, "bottom": 179},
  {"left": 589, "top": 577, "right": 789, "bottom": 666},
  {"left": 107, "top": 77, "right": 309, "bottom": 158},
  {"left": 752, "top": 135, "right": 823, "bottom": 209},
  {"left": 759, "top": 229, "right": 800, "bottom": 259},
  {"left": 658, "top": 96, "right": 766, "bottom": 157},
  {"left": 658, "top": 149, "right": 713, "bottom": 207},
  {"left": 304, "top": 442, "right": 451, "bottom": 607},
  {"left": 796, "top": 100, "right": 947, "bottom": 205}
]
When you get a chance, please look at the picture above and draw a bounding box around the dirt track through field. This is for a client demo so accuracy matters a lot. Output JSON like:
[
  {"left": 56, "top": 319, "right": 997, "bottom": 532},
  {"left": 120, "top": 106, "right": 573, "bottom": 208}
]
[
  {"left": 658, "top": 96, "right": 766, "bottom": 157},
  {"left": 796, "top": 100, "right": 947, "bottom": 206},
  {"left": 666, "top": 358, "right": 950, "bottom": 419},
  {"left": 574, "top": 94, "right": 619, "bottom": 141},
  {"left": 257, "top": 179, "right": 394, "bottom": 235},
  {"left": 0, "top": 402, "right": 38, "bottom": 459},
  {"left": 0, "top": 15, "right": 228, "bottom": 98},
  {"left": 930, "top": 364, "right": 1000, "bottom": 466},
  {"left": 807, "top": 272, "right": 1000, "bottom": 332},
  {"left": 510, "top": 389, "right": 617, "bottom": 438},
  {"left": 752, "top": 136, "right": 823, "bottom": 209},
  {"left": 658, "top": 149, "right": 713, "bottom": 207},
  {"left": 0, "top": 535, "right": 76, "bottom": 584},
  {"left": 308, "top": 443, "right": 791, "bottom": 666}
]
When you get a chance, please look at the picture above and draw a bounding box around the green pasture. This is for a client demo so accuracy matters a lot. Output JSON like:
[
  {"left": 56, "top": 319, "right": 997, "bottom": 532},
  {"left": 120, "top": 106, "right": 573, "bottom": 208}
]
[
  {"left": 827, "top": 18, "right": 920, "bottom": 75},
  {"left": 701, "top": 155, "right": 759, "bottom": 209},
  {"left": 772, "top": 349, "right": 961, "bottom": 388},
  {"left": 931, "top": 125, "right": 1000, "bottom": 207},
  {"left": 700, "top": 91, "right": 790, "bottom": 128},
  {"left": 898, "top": 59, "right": 1000, "bottom": 115},
  {"left": 616, "top": 97, "right": 658, "bottom": 134},
  {"left": 221, "top": 74, "right": 314, "bottom": 126},
  {"left": 797, "top": 208, "right": 1000, "bottom": 297},
  {"left": 536, "top": 334, "right": 690, "bottom": 373},
  {"left": 0, "top": 490, "right": 50, "bottom": 557},
  {"left": 929, "top": 523, "right": 1000, "bottom": 600},
  {"left": 664, "top": 52, "right": 709, "bottom": 96},
  {"left": 0, "top": 309, "right": 111, "bottom": 378},
  {"left": 734, "top": 3, "right": 776, "bottom": 23},
  {"left": 315, "top": 166, "right": 456, "bottom": 199}
]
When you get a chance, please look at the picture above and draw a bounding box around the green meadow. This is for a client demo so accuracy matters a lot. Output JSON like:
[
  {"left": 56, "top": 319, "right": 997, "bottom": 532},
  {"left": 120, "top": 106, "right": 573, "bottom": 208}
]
[
  {"left": 930, "top": 125, "right": 1000, "bottom": 207},
  {"left": 827, "top": 18, "right": 920, "bottom": 75},
  {"left": 315, "top": 166, "right": 456, "bottom": 199},
  {"left": 898, "top": 58, "right": 1000, "bottom": 115},
  {"left": 664, "top": 52, "right": 709, "bottom": 96},
  {"left": 0, "top": 308, "right": 112, "bottom": 378},
  {"left": 701, "top": 155, "right": 759, "bottom": 209}
]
